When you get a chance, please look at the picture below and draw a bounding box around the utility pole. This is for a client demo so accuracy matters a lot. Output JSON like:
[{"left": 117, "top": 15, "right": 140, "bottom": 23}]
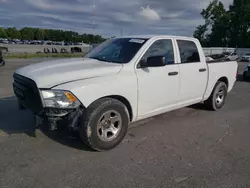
[
  {"left": 92, "top": 1, "right": 96, "bottom": 36},
  {"left": 120, "top": 28, "right": 123, "bottom": 36}
]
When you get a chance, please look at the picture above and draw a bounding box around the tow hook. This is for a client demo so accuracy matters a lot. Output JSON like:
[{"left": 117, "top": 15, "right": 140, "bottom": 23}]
[{"left": 68, "top": 108, "right": 84, "bottom": 131}]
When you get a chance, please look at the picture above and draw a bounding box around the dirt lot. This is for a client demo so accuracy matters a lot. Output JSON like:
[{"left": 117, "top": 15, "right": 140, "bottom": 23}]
[{"left": 0, "top": 59, "right": 250, "bottom": 188}]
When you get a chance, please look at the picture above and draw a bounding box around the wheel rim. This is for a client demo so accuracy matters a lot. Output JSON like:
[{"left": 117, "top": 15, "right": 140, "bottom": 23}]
[
  {"left": 97, "top": 110, "right": 122, "bottom": 142},
  {"left": 215, "top": 87, "right": 225, "bottom": 105}
]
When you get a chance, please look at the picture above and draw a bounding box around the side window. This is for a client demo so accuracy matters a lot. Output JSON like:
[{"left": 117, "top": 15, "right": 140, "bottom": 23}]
[
  {"left": 142, "top": 39, "right": 175, "bottom": 65},
  {"left": 177, "top": 40, "right": 200, "bottom": 63}
]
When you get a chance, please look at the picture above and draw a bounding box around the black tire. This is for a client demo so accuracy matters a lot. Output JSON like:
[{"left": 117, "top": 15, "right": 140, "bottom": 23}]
[
  {"left": 79, "top": 98, "right": 129, "bottom": 151},
  {"left": 205, "top": 81, "right": 228, "bottom": 111}
]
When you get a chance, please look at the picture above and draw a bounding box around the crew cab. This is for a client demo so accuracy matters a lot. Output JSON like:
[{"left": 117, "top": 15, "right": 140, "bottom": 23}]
[{"left": 13, "top": 35, "right": 238, "bottom": 151}]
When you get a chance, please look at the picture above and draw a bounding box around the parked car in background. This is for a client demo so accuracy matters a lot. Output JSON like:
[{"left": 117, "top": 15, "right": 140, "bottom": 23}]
[
  {"left": 13, "top": 35, "right": 238, "bottom": 151},
  {"left": 206, "top": 52, "right": 238, "bottom": 61},
  {"left": 206, "top": 53, "right": 226, "bottom": 61},
  {"left": 241, "top": 53, "right": 250, "bottom": 62},
  {"left": 0, "top": 47, "right": 8, "bottom": 66},
  {"left": 222, "top": 52, "right": 238, "bottom": 61},
  {"left": 243, "top": 62, "right": 250, "bottom": 81}
]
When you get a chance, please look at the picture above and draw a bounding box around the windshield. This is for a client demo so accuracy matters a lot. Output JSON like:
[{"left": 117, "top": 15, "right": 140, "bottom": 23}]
[{"left": 84, "top": 38, "right": 148, "bottom": 64}]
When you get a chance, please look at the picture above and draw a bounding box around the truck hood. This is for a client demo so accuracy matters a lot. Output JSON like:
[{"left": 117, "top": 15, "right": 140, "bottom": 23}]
[{"left": 15, "top": 58, "right": 123, "bottom": 88}]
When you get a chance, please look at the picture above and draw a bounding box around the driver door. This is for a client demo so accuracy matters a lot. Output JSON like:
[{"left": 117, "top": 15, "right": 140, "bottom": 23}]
[{"left": 135, "top": 38, "right": 180, "bottom": 118}]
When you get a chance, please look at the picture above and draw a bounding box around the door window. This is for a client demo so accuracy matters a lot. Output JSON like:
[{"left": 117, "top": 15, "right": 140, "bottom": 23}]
[
  {"left": 177, "top": 40, "right": 200, "bottom": 63},
  {"left": 141, "top": 39, "right": 175, "bottom": 65}
]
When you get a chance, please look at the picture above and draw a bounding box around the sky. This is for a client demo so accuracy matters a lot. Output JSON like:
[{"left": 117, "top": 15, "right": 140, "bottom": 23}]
[{"left": 0, "top": 0, "right": 233, "bottom": 37}]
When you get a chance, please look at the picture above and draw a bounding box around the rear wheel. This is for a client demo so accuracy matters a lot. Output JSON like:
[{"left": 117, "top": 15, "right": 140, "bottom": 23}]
[
  {"left": 79, "top": 98, "right": 129, "bottom": 151},
  {"left": 205, "top": 81, "right": 228, "bottom": 111}
]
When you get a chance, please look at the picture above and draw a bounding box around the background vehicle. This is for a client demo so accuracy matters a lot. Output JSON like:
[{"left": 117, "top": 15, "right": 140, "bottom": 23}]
[
  {"left": 206, "top": 53, "right": 226, "bottom": 61},
  {"left": 241, "top": 53, "right": 250, "bottom": 62},
  {"left": 13, "top": 35, "right": 238, "bottom": 151},
  {"left": 222, "top": 51, "right": 238, "bottom": 61},
  {"left": 206, "top": 52, "right": 238, "bottom": 61},
  {"left": 0, "top": 47, "right": 8, "bottom": 66},
  {"left": 243, "top": 62, "right": 250, "bottom": 81}
]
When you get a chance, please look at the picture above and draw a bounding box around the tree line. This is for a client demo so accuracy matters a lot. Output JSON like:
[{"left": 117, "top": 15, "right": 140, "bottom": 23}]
[
  {"left": 194, "top": 0, "right": 250, "bottom": 48},
  {"left": 0, "top": 27, "right": 106, "bottom": 44}
]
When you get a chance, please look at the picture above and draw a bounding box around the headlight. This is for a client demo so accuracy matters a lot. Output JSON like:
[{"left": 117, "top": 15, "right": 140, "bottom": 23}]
[{"left": 41, "top": 90, "right": 81, "bottom": 108}]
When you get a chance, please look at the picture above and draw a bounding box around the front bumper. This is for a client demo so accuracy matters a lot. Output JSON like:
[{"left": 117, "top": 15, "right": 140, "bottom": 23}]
[
  {"left": 13, "top": 73, "right": 84, "bottom": 130},
  {"left": 35, "top": 107, "right": 84, "bottom": 131}
]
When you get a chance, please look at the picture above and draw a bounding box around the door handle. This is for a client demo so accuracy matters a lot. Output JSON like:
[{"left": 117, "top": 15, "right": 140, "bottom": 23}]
[
  {"left": 168, "top": 71, "right": 178, "bottom": 76},
  {"left": 199, "top": 68, "right": 207, "bottom": 72}
]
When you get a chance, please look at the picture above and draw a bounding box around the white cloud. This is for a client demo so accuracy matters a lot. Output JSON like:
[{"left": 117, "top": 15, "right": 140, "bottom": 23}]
[
  {"left": 139, "top": 6, "right": 161, "bottom": 21},
  {"left": 24, "top": 0, "right": 92, "bottom": 13}
]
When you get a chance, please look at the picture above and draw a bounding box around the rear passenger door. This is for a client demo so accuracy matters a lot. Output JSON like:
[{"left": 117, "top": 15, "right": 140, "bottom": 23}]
[{"left": 176, "top": 39, "right": 207, "bottom": 105}]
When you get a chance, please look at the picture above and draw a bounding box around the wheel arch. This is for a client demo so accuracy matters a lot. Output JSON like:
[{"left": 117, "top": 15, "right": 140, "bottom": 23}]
[
  {"left": 217, "top": 76, "right": 229, "bottom": 88},
  {"left": 87, "top": 95, "right": 134, "bottom": 122}
]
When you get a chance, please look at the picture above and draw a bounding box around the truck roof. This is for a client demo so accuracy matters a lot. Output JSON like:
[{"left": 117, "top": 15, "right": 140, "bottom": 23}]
[{"left": 116, "top": 35, "right": 196, "bottom": 41}]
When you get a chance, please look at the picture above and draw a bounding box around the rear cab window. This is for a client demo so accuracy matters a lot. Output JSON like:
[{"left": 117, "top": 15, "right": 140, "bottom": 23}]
[{"left": 176, "top": 40, "right": 200, "bottom": 63}]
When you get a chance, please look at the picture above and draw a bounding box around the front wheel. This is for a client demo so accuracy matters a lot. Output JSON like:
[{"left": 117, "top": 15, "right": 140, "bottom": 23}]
[
  {"left": 79, "top": 98, "right": 129, "bottom": 151},
  {"left": 205, "top": 81, "right": 228, "bottom": 111}
]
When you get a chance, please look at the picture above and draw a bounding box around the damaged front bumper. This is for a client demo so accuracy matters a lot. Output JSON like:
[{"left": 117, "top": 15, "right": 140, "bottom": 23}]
[
  {"left": 13, "top": 73, "right": 84, "bottom": 131},
  {"left": 34, "top": 106, "right": 85, "bottom": 131}
]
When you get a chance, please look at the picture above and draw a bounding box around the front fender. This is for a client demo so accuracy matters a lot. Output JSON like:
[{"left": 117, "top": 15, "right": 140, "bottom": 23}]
[{"left": 52, "top": 75, "right": 138, "bottom": 121}]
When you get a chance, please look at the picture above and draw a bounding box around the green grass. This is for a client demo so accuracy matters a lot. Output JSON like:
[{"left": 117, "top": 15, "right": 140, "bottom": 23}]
[{"left": 3, "top": 52, "right": 86, "bottom": 59}]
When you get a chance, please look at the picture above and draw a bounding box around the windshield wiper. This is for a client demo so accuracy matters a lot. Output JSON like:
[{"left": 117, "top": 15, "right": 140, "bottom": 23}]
[{"left": 89, "top": 57, "right": 111, "bottom": 62}]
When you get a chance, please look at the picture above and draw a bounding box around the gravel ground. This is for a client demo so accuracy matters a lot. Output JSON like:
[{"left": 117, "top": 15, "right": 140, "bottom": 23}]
[{"left": 0, "top": 59, "right": 250, "bottom": 188}]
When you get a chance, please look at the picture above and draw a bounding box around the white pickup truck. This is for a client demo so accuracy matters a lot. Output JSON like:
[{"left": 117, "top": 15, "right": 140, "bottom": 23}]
[{"left": 13, "top": 35, "right": 238, "bottom": 151}]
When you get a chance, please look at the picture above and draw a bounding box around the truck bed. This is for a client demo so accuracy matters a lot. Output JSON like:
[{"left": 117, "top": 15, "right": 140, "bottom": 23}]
[
  {"left": 203, "top": 60, "right": 238, "bottom": 101},
  {"left": 206, "top": 59, "right": 237, "bottom": 63}
]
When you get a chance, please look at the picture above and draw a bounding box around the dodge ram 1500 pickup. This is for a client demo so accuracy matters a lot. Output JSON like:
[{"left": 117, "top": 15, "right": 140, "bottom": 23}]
[{"left": 13, "top": 35, "right": 238, "bottom": 151}]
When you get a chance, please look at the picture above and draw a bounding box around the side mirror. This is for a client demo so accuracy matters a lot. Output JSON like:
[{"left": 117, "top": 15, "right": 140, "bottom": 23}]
[{"left": 140, "top": 56, "right": 166, "bottom": 68}]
